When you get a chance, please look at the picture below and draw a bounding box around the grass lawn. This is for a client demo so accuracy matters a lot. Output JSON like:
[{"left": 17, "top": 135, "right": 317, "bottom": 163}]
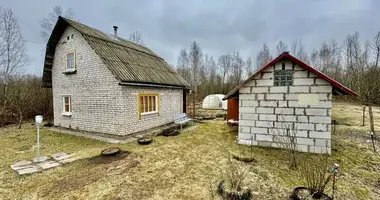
[{"left": 0, "top": 102, "right": 380, "bottom": 199}]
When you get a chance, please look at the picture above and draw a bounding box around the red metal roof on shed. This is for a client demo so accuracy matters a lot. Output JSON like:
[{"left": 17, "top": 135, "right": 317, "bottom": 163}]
[{"left": 224, "top": 52, "right": 358, "bottom": 99}]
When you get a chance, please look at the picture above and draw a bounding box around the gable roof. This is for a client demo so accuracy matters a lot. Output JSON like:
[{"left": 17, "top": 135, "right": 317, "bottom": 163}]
[
  {"left": 224, "top": 52, "right": 357, "bottom": 99},
  {"left": 42, "top": 17, "right": 189, "bottom": 88}
]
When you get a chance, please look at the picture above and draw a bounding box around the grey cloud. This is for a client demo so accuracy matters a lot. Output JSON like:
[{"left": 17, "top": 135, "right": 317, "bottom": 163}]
[{"left": 1, "top": 0, "right": 379, "bottom": 74}]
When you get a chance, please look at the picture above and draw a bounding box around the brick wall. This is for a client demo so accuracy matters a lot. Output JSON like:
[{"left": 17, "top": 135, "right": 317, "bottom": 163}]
[
  {"left": 237, "top": 59, "right": 332, "bottom": 154},
  {"left": 52, "top": 27, "right": 183, "bottom": 136}
]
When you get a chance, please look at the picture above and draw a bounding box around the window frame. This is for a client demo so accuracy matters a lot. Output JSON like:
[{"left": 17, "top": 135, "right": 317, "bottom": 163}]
[
  {"left": 273, "top": 69, "right": 293, "bottom": 86},
  {"left": 65, "top": 51, "right": 76, "bottom": 71},
  {"left": 138, "top": 93, "right": 160, "bottom": 119},
  {"left": 62, "top": 95, "right": 72, "bottom": 116}
]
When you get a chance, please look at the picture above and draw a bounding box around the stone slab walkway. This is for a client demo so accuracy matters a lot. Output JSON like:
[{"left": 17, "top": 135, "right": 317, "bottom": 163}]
[{"left": 10, "top": 152, "right": 80, "bottom": 175}]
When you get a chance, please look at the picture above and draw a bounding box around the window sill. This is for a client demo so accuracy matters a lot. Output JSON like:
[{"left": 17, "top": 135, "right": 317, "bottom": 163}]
[
  {"left": 62, "top": 69, "right": 77, "bottom": 74},
  {"left": 62, "top": 112, "right": 72, "bottom": 116},
  {"left": 141, "top": 111, "right": 158, "bottom": 116}
]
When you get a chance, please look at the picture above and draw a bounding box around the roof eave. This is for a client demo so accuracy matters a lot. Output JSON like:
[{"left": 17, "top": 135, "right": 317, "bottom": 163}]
[
  {"left": 224, "top": 52, "right": 358, "bottom": 99},
  {"left": 119, "top": 81, "right": 189, "bottom": 90}
]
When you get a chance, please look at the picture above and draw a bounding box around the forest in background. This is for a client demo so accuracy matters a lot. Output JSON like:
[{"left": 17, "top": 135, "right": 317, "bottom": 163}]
[
  {"left": 176, "top": 33, "right": 380, "bottom": 104},
  {"left": 0, "top": 5, "right": 379, "bottom": 128}
]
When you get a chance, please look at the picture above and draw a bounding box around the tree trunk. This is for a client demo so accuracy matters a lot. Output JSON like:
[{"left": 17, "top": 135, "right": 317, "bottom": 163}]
[
  {"left": 369, "top": 105, "right": 375, "bottom": 136},
  {"left": 192, "top": 91, "right": 195, "bottom": 118},
  {"left": 18, "top": 108, "right": 23, "bottom": 129},
  {"left": 362, "top": 107, "right": 366, "bottom": 126}
]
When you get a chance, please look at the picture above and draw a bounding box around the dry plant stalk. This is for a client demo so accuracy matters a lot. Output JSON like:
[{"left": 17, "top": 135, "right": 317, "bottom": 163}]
[
  {"left": 299, "top": 153, "right": 332, "bottom": 197},
  {"left": 268, "top": 118, "right": 299, "bottom": 169},
  {"left": 224, "top": 156, "right": 247, "bottom": 191}
]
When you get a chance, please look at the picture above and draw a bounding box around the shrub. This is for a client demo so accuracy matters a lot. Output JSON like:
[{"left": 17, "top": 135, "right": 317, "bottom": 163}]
[
  {"left": 299, "top": 154, "right": 332, "bottom": 197},
  {"left": 217, "top": 157, "right": 252, "bottom": 200}
]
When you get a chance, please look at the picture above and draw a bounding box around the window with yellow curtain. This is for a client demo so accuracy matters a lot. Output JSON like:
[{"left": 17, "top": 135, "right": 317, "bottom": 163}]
[{"left": 138, "top": 94, "right": 159, "bottom": 118}]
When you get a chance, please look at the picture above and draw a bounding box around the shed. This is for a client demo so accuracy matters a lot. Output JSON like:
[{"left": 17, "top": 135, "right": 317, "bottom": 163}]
[
  {"left": 224, "top": 52, "right": 357, "bottom": 154},
  {"left": 202, "top": 94, "right": 227, "bottom": 110}
]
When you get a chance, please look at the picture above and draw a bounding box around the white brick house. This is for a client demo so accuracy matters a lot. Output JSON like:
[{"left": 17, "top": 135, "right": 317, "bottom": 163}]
[
  {"left": 42, "top": 17, "right": 189, "bottom": 137},
  {"left": 224, "top": 52, "right": 357, "bottom": 153}
]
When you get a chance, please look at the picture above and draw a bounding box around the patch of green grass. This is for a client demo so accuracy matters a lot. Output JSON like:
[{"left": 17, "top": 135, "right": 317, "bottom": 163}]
[{"left": 0, "top": 102, "right": 379, "bottom": 199}]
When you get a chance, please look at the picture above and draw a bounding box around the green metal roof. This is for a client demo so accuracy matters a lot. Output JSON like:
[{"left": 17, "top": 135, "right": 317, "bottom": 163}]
[{"left": 42, "top": 17, "right": 189, "bottom": 88}]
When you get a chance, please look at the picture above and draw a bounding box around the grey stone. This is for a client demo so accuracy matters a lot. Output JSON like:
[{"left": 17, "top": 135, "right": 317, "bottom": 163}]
[{"left": 17, "top": 166, "right": 41, "bottom": 175}]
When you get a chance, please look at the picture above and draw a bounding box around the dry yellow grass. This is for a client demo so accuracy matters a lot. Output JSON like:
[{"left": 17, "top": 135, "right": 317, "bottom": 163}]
[{"left": 0, "top": 102, "right": 379, "bottom": 200}]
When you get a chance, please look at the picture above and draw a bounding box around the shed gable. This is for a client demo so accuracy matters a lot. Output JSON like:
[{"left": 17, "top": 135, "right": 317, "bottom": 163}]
[{"left": 224, "top": 52, "right": 357, "bottom": 99}]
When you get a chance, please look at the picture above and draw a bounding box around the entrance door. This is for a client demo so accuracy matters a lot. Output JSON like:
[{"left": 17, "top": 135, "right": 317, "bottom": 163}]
[{"left": 183, "top": 90, "right": 187, "bottom": 114}]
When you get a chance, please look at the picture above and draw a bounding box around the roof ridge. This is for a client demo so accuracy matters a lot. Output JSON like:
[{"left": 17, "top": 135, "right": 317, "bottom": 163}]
[
  {"left": 224, "top": 52, "right": 357, "bottom": 99},
  {"left": 60, "top": 16, "right": 163, "bottom": 61}
]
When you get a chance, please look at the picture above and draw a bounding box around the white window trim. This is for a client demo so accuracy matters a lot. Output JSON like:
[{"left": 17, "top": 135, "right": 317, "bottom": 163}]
[
  {"left": 141, "top": 96, "right": 158, "bottom": 114},
  {"left": 65, "top": 51, "right": 76, "bottom": 70},
  {"left": 141, "top": 111, "right": 159, "bottom": 116},
  {"left": 62, "top": 95, "right": 72, "bottom": 116}
]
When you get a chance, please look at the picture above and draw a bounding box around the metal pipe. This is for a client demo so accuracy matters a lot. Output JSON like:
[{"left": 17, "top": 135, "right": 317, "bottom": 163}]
[{"left": 37, "top": 124, "right": 40, "bottom": 162}]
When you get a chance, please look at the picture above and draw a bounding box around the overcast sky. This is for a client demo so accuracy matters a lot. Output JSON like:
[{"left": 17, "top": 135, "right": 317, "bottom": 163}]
[{"left": 2, "top": 0, "right": 380, "bottom": 75}]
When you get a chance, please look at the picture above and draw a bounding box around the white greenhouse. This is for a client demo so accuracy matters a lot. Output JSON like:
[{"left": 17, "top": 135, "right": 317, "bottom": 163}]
[{"left": 202, "top": 94, "right": 227, "bottom": 110}]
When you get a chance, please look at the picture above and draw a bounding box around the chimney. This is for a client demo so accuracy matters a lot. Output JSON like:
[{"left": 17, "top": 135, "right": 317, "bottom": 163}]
[{"left": 113, "top": 25, "right": 118, "bottom": 37}]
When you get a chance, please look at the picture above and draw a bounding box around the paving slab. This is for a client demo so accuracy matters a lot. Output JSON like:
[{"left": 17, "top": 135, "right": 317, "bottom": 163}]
[
  {"left": 32, "top": 156, "right": 48, "bottom": 163},
  {"left": 17, "top": 166, "right": 41, "bottom": 175},
  {"left": 12, "top": 160, "right": 32, "bottom": 167},
  {"left": 37, "top": 160, "right": 60, "bottom": 170},
  {"left": 59, "top": 156, "right": 80, "bottom": 164},
  {"left": 52, "top": 152, "right": 68, "bottom": 159},
  {"left": 10, "top": 160, "right": 33, "bottom": 170},
  {"left": 11, "top": 164, "right": 35, "bottom": 171},
  {"left": 53, "top": 154, "right": 72, "bottom": 161}
]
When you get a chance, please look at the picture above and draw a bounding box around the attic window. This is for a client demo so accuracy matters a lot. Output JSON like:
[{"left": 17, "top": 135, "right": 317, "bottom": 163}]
[
  {"left": 274, "top": 70, "right": 293, "bottom": 86},
  {"left": 67, "top": 36, "right": 70, "bottom": 40},
  {"left": 71, "top": 34, "right": 74, "bottom": 39},
  {"left": 66, "top": 52, "right": 76, "bottom": 70}
]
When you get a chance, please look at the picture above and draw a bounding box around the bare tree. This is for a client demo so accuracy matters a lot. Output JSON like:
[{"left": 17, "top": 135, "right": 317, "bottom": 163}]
[
  {"left": 6, "top": 76, "right": 36, "bottom": 128},
  {"left": 189, "top": 41, "right": 203, "bottom": 116},
  {"left": 39, "top": 5, "right": 74, "bottom": 41},
  {"left": 176, "top": 48, "right": 191, "bottom": 83},
  {"left": 344, "top": 32, "right": 363, "bottom": 90},
  {"left": 208, "top": 56, "right": 217, "bottom": 94},
  {"left": 276, "top": 40, "right": 288, "bottom": 55},
  {"left": 291, "top": 39, "right": 309, "bottom": 63},
  {"left": 371, "top": 31, "right": 380, "bottom": 68},
  {"left": 230, "top": 51, "right": 244, "bottom": 86},
  {"left": 311, "top": 40, "right": 341, "bottom": 78},
  {"left": 129, "top": 31, "right": 144, "bottom": 45},
  {"left": 0, "top": 8, "right": 27, "bottom": 99},
  {"left": 358, "top": 67, "right": 380, "bottom": 136},
  {"left": 245, "top": 57, "right": 253, "bottom": 78},
  {"left": 218, "top": 54, "right": 232, "bottom": 94},
  {"left": 256, "top": 43, "right": 272, "bottom": 70}
]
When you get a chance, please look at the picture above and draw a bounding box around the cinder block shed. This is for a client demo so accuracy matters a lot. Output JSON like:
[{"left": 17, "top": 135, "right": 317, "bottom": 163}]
[{"left": 224, "top": 52, "right": 357, "bottom": 154}]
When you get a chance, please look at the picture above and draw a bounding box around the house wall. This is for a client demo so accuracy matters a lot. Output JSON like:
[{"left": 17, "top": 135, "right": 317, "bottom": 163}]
[
  {"left": 237, "top": 59, "right": 332, "bottom": 154},
  {"left": 52, "top": 26, "right": 183, "bottom": 136}
]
